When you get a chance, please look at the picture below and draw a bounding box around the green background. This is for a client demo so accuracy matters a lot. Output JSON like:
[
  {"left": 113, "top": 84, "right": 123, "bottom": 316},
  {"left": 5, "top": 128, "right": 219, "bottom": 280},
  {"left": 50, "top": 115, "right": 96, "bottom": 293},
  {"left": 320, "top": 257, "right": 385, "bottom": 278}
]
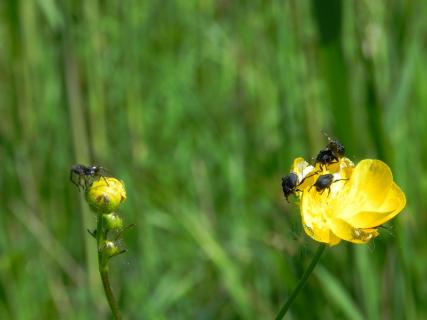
[{"left": 0, "top": 0, "right": 425, "bottom": 319}]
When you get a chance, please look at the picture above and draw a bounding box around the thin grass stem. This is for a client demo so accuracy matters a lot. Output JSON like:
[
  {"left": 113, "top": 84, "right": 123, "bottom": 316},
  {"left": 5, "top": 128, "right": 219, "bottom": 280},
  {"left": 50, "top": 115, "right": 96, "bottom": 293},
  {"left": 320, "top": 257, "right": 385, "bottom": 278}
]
[{"left": 275, "top": 244, "right": 327, "bottom": 320}]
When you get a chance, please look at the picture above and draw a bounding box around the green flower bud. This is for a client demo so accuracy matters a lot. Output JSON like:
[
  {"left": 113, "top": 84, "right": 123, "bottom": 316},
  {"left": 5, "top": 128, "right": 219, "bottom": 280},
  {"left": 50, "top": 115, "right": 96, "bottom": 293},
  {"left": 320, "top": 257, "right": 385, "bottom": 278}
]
[
  {"left": 102, "top": 213, "right": 123, "bottom": 230},
  {"left": 86, "top": 177, "right": 127, "bottom": 214},
  {"left": 103, "top": 241, "right": 119, "bottom": 257}
]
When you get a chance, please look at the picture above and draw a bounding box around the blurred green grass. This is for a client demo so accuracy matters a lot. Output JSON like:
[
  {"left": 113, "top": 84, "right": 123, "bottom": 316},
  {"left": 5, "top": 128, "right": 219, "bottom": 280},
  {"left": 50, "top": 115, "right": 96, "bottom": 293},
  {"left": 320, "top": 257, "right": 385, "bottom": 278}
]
[{"left": 0, "top": 0, "right": 425, "bottom": 319}]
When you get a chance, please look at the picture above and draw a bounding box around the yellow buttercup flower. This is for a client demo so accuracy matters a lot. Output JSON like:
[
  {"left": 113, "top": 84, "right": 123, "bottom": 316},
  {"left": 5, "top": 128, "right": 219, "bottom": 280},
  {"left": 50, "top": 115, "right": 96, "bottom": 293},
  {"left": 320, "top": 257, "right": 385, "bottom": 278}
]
[
  {"left": 291, "top": 157, "right": 406, "bottom": 246},
  {"left": 86, "top": 177, "right": 127, "bottom": 214}
]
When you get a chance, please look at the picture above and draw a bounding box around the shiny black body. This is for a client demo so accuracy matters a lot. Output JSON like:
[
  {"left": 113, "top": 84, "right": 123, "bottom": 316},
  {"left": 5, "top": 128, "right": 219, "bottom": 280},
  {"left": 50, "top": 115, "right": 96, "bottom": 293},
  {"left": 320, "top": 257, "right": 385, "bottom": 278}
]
[
  {"left": 312, "top": 174, "right": 334, "bottom": 193},
  {"left": 326, "top": 136, "right": 345, "bottom": 158},
  {"left": 309, "top": 173, "right": 348, "bottom": 196},
  {"left": 70, "top": 164, "right": 107, "bottom": 191},
  {"left": 315, "top": 149, "right": 338, "bottom": 168},
  {"left": 282, "top": 172, "right": 299, "bottom": 202},
  {"left": 314, "top": 135, "right": 345, "bottom": 168}
]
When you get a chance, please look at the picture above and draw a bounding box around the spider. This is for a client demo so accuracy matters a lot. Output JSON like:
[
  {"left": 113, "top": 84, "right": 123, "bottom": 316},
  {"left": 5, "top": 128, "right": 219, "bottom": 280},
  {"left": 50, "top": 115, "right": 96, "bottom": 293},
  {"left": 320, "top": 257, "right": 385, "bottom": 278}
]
[{"left": 70, "top": 164, "right": 109, "bottom": 191}]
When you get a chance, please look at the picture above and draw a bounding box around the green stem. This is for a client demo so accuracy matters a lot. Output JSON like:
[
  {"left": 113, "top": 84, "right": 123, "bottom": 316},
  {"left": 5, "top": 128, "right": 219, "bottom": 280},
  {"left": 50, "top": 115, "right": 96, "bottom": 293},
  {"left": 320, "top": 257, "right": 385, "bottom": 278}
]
[
  {"left": 275, "top": 243, "right": 327, "bottom": 320},
  {"left": 96, "top": 215, "right": 122, "bottom": 320}
]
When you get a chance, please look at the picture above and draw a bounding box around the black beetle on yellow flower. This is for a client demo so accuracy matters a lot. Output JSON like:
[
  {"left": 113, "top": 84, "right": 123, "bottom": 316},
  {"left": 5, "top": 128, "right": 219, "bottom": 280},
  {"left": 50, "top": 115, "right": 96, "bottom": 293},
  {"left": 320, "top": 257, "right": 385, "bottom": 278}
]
[
  {"left": 275, "top": 141, "right": 407, "bottom": 320},
  {"left": 286, "top": 155, "right": 406, "bottom": 246},
  {"left": 314, "top": 133, "right": 345, "bottom": 169}
]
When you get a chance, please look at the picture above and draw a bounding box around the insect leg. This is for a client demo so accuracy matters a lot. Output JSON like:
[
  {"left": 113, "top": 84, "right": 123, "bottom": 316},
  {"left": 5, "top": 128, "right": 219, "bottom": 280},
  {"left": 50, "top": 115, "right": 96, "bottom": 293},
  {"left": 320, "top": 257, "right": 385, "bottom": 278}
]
[
  {"left": 84, "top": 177, "right": 91, "bottom": 189},
  {"left": 102, "top": 176, "right": 110, "bottom": 186},
  {"left": 332, "top": 178, "right": 349, "bottom": 185},
  {"left": 303, "top": 171, "right": 321, "bottom": 181},
  {"left": 70, "top": 171, "right": 82, "bottom": 191}
]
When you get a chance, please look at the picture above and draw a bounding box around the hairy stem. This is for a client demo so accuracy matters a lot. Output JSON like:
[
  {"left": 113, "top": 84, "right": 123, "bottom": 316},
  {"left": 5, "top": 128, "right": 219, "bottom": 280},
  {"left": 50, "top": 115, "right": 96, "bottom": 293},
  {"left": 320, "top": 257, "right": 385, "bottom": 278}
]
[{"left": 97, "top": 215, "right": 122, "bottom": 320}]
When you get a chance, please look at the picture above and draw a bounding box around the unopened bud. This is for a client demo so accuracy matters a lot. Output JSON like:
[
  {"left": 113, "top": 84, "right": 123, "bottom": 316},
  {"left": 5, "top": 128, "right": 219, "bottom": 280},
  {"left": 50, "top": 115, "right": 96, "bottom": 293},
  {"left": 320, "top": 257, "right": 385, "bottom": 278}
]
[
  {"left": 104, "top": 241, "right": 119, "bottom": 257},
  {"left": 103, "top": 213, "right": 123, "bottom": 230},
  {"left": 86, "top": 177, "right": 126, "bottom": 214}
]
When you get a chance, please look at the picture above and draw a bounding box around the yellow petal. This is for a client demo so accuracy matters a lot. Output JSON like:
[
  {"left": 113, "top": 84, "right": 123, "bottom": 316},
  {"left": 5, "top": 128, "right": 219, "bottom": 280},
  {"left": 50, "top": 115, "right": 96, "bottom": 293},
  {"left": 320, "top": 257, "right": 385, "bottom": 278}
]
[
  {"left": 344, "top": 182, "right": 406, "bottom": 228},
  {"left": 328, "top": 218, "right": 379, "bottom": 244},
  {"left": 334, "top": 160, "right": 405, "bottom": 223},
  {"left": 301, "top": 192, "right": 341, "bottom": 245},
  {"left": 291, "top": 157, "right": 310, "bottom": 176},
  {"left": 291, "top": 157, "right": 315, "bottom": 180},
  {"left": 289, "top": 157, "right": 316, "bottom": 195},
  {"left": 303, "top": 223, "right": 341, "bottom": 246},
  {"left": 322, "top": 157, "right": 354, "bottom": 176},
  {"left": 346, "top": 159, "right": 393, "bottom": 209}
]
